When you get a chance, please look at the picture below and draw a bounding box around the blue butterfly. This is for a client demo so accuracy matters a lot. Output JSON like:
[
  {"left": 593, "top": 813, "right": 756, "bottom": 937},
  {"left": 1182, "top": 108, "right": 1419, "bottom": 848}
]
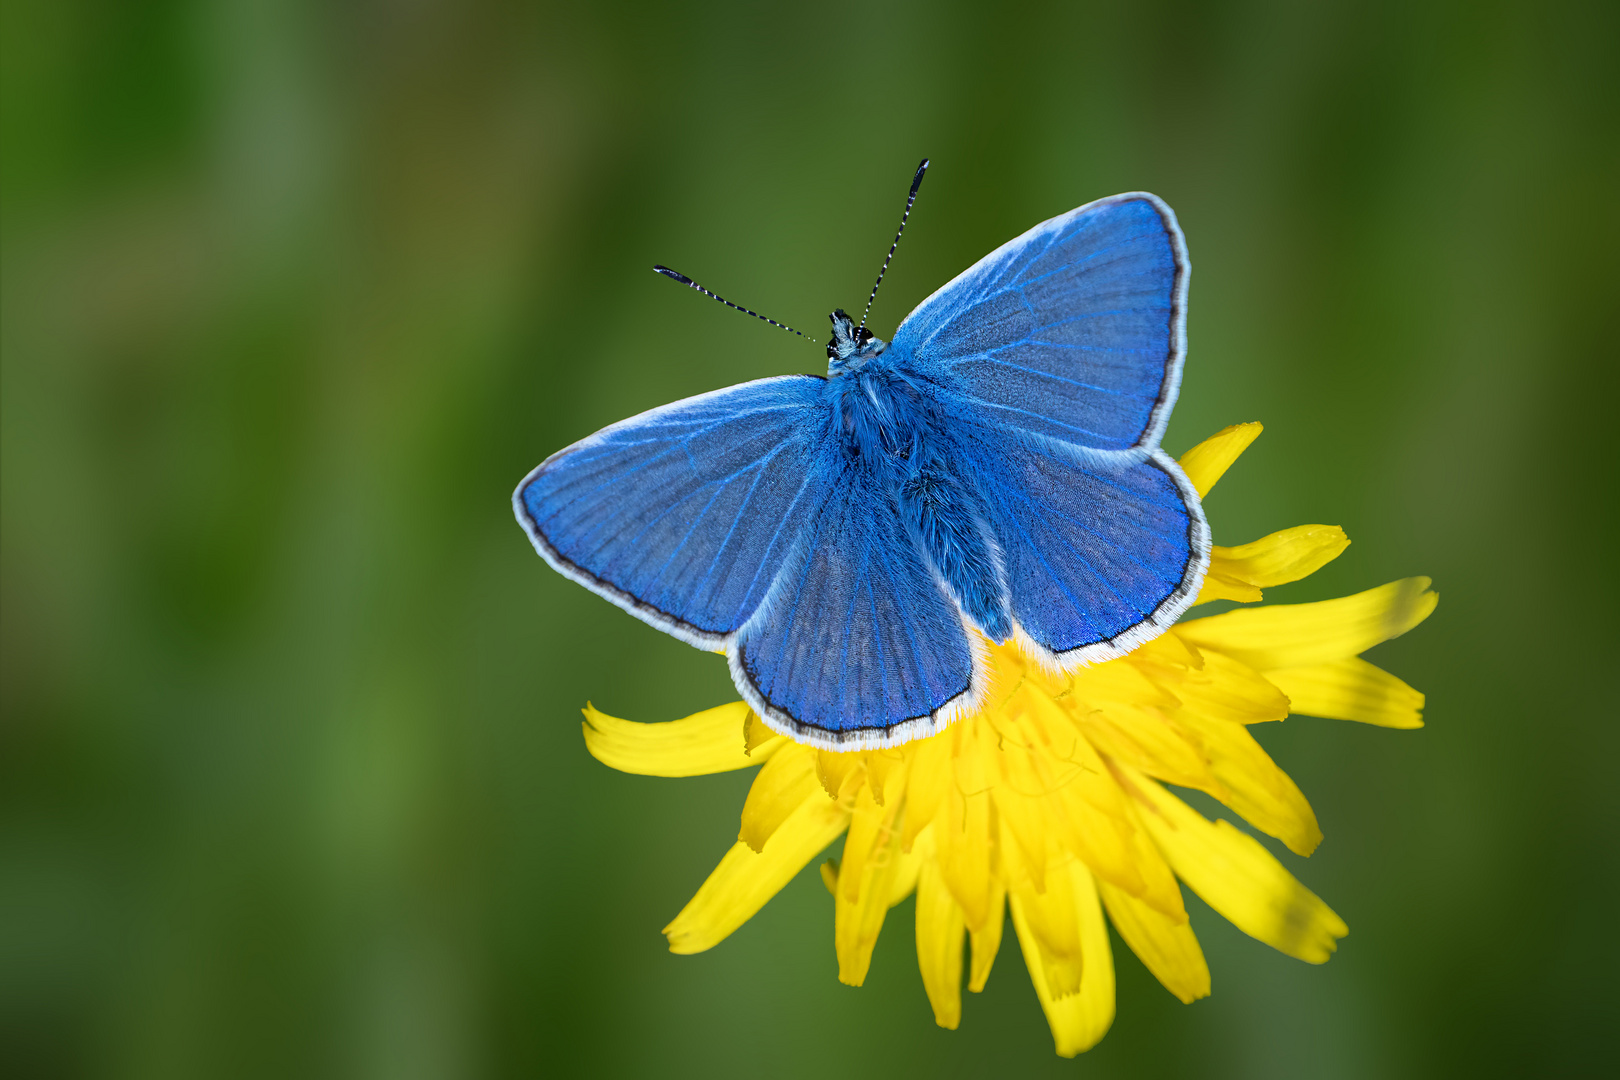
[{"left": 515, "top": 161, "right": 1209, "bottom": 751}]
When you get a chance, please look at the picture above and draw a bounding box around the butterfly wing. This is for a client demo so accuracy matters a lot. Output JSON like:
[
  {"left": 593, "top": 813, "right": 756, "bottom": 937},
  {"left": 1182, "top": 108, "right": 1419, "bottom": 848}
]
[
  {"left": 965, "top": 427, "right": 1209, "bottom": 665},
  {"left": 518, "top": 373, "right": 979, "bottom": 748},
  {"left": 888, "top": 191, "right": 1207, "bottom": 665},
  {"left": 730, "top": 460, "right": 980, "bottom": 750},
  {"left": 892, "top": 193, "right": 1187, "bottom": 454},
  {"left": 513, "top": 375, "right": 833, "bottom": 647}
]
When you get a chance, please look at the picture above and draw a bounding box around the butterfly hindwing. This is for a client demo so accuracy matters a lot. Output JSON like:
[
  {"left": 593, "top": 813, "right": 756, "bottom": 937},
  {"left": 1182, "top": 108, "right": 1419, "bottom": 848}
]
[
  {"left": 893, "top": 193, "right": 1187, "bottom": 453},
  {"left": 731, "top": 461, "right": 979, "bottom": 749},
  {"left": 964, "top": 429, "right": 1209, "bottom": 664},
  {"left": 514, "top": 376, "right": 832, "bottom": 646}
]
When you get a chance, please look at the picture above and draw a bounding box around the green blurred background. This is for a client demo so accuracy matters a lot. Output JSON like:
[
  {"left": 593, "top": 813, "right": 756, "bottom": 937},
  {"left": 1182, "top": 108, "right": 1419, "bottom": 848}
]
[{"left": 3, "top": 0, "right": 1616, "bottom": 1076}]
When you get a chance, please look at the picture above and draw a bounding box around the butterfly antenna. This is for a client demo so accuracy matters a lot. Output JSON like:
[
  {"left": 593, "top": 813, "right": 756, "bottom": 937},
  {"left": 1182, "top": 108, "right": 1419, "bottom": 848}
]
[
  {"left": 859, "top": 158, "right": 929, "bottom": 332},
  {"left": 652, "top": 266, "right": 817, "bottom": 346}
]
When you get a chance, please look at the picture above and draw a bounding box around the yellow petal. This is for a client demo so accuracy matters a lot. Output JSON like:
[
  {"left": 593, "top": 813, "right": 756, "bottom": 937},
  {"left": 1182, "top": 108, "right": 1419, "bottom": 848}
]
[
  {"left": 743, "top": 711, "right": 778, "bottom": 753},
  {"left": 866, "top": 749, "right": 907, "bottom": 805},
  {"left": 1049, "top": 753, "right": 1190, "bottom": 923},
  {"left": 1015, "top": 691, "right": 1154, "bottom": 903},
  {"left": 995, "top": 787, "right": 1052, "bottom": 893},
  {"left": 1072, "top": 655, "right": 1179, "bottom": 709},
  {"left": 938, "top": 787, "right": 999, "bottom": 932},
  {"left": 952, "top": 713, "right": 998, "bottom": 796},
  {"left": 1138, "top": 648, "right": 1290, "bottom": 726},
  {"left": 996, "top": 680, "right": 1094, "bottom": 783},
  {"left": 983, "top": 637, "right": 1034, "bottom": 704},
  {"left": 1071, "top": 700, "right": 1213, "bottom": 792},
  {"left": 663, "top": 794, "right": 849, "bottom": 954},
  {"left": 901, "top": 731, "right": 952, "bottom": 851},
  {"left": 1170, "top": 709, "right": 1322, "bottom": 856},
  {"left": 834, "top": 785, "right": 905, "bottom": 986},
  {"left": 1105, "top": 791, "right": 1191, "bottom": 923},
  {"left": 816, "top": 748, "right": 865, "bottom": 799},
  {"left": 1128, "top": 630, "right": 1206, "bottom": 671},
  {"left": 1175, "top": 577, "right": 1438, "bottom": 671},
  {"left": 987, "top": 705, "right": 1072, "bottom": 891},
  {"left": 582, "top": 701, "right": 781, "bottom": 777},
  {"left": 1097, "top": 879, "right": 1209, "bottom": 1004},
  {"left": 985, "top": 637, "right": 1072, "bottom": 703},
  {"left": 913, "top": 838, "right": 966, "bottom": 1029},
  {"left": 967, "top": 885, "right": 1006, "bottom": 993},
  {"left": 1266, "top": 658, "right": 1425, "bottom": 728},
  {"left": 1192, "top": 571, "right": 1264, "bottom": 606},
  {"left": 889, "top": 842, "right": 923, "bottom": 907},
  {"left": 1126, "top": 770, "right": 1347, "bottom": 963},
  {"left": 1005, "top": 849, "right": 1084, "bottom": 998},
  {"left": 835, "top": 783, "right": 885, "bottom": 904},
  {"left": 1212, "top": 525, "right": 1350, "bottom": 589},
  {"left": 1010, "top": 860, "right": 1115, "bottom": 1057},
  {"left": 1069, "top": 660, "right": 1209, "bottom": 790},
  {"left": 1178, "top": 422, "right": 1262, "bottom": 498},
  {"left": 738, "top": 743, "right": 820, "bottom": 853}
]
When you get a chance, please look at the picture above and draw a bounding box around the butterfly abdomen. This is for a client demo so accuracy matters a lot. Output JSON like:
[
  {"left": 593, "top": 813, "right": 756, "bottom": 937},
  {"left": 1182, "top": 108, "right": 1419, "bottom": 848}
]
[
  {"left": 899, "top": 460, "right": 1011, "bottom": 644},
  {"left": 827, "top": 363, "right": 1011, "bottom": 645}
]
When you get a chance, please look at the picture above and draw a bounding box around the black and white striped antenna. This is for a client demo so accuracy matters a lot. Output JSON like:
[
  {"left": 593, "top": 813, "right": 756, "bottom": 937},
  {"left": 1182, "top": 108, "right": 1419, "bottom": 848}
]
[
  {"left": 652, "top": 265, "right": 816, "bottom": 346},
  {"left": 859, "top": 158, "right": 929, "bottom": 332}
]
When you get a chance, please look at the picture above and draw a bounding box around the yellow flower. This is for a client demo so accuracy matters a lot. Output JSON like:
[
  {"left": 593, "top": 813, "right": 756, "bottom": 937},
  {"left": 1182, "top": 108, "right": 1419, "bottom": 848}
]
[{"left": 579, "top": 423, "right": 1436, "bottom": 1057}]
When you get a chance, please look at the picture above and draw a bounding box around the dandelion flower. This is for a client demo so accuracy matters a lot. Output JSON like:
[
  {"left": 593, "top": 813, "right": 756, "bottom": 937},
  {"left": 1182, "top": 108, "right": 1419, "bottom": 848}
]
[{"left": 580, "top": 422, "right": 1436, "bottom": 1056}]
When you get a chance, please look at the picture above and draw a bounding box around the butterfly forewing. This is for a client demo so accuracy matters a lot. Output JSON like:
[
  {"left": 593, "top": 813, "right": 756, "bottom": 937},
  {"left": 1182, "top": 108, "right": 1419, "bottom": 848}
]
[
  {"left": 893, "top": 194, "right": 1187, "bottom": 454},
  {"left": 515, "top": 375, "right": 831, "bottom": 645}
]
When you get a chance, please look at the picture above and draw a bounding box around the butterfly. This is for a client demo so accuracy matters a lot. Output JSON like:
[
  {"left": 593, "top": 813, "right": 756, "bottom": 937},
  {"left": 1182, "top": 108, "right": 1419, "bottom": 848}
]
[{"left": 514, "top": 161, "right": 1209, "bottom": 751}]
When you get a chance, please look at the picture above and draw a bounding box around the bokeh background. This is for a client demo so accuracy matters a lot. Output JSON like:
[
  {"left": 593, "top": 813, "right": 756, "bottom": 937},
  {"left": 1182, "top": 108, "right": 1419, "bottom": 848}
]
[{"left": 3, "top": 0, "right": 1616, "bottom": 1076}]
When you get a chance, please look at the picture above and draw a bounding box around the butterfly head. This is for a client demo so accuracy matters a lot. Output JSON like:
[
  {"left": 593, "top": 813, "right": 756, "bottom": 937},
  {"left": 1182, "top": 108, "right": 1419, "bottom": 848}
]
[{"left": 827, "top": 308, "right": 887, "bottom": 373}]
